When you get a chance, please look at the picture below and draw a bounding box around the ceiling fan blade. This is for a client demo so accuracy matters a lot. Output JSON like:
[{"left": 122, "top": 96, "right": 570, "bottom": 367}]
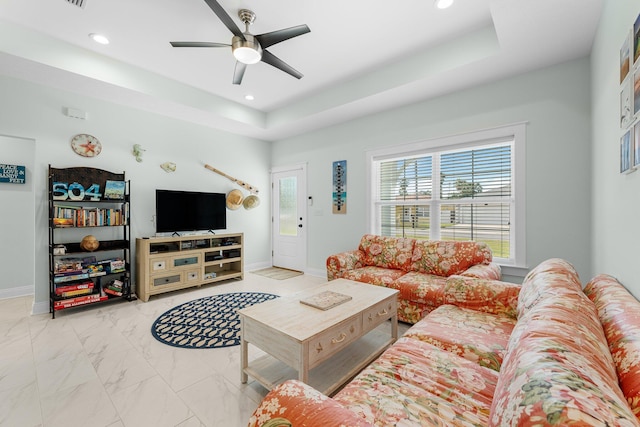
[
  {"left": 170, "top": 42, "right": 230, "bottom": 48},
  {"left": 203, "top": 0, "right": 245, "bottom": 40},
  {"left": 255, "top": 24, "right": 310, "bottom": 49},
  {"left": 233, "top": 61, "right": 247, "bottom": 85},
  {"left": 260, "top": 50, "right": 303, "bottom": 79}
]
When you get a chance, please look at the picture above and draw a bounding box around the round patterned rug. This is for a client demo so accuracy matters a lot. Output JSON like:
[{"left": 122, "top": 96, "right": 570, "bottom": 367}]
[{"left": 150, "top": 292, "right": 278, "bottom": 349}]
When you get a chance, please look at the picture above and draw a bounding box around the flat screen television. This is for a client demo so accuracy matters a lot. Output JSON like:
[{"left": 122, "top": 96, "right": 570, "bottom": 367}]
[{"left": 156, "top": 189, "right": 226, "bottom": 234}]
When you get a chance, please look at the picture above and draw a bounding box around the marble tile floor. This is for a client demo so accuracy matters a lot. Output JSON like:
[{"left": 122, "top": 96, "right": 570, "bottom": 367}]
[{"left": 0, "top": 273, "right": 334, "bottom": 427}]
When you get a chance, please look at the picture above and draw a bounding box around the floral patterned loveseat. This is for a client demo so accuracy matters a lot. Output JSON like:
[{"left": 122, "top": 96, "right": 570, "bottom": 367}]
[
  {"left": 326, "top": 234, "right": 518, "bottom": 323},
  {"left": 249, "top": 259, "right": 640, "bottom": 426}
]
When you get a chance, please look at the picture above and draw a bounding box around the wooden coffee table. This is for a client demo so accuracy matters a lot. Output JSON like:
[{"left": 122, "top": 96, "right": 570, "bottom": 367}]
[{"left": 238, "top": 279, "right": 398, "bottom": 395}]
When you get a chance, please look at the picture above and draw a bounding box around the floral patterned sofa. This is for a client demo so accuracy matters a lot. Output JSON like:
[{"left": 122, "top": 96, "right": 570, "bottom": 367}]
[
  {"left": 249, "top": 259, "right": 640, "bottom": 426},
  {"left": 326, "top": 234, "right": 518, "bottom": 323}
]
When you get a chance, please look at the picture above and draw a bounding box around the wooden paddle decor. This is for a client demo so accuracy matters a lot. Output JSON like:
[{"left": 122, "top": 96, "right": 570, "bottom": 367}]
[{"left": 204, "top": 164, "right": 259, "bottom": 194}]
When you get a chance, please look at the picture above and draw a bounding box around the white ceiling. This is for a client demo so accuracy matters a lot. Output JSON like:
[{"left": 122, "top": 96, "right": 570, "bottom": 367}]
[{"left": 0, "top": 0, "right": 603, "bottom": 141}]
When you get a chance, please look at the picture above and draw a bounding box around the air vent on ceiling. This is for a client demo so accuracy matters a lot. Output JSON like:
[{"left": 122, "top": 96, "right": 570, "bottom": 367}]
[{"left": 66, "top": 0, "right": 86, "bottom": 9}]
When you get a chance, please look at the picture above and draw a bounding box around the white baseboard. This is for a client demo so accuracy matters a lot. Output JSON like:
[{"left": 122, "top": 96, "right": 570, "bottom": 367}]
[
  {"left": 245, "top": 261, "right": 271, "bottom": 272},
  {"left": 32, "top": 300, "right": 49, "bottom": 315},
  {"left": 0, "top": 285, "right": 48, "bottom": 316},
  {"left": 304, "top": 267, "right": 326, "bottom": 278},
  {"left": 0, "top": 285, "right": 33, "bottom": 300}
]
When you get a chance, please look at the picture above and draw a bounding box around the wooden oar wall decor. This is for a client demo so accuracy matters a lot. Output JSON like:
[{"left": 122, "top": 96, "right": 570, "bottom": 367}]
[{"left": 204, "top": 164, "right": 259, "bottom": 194}]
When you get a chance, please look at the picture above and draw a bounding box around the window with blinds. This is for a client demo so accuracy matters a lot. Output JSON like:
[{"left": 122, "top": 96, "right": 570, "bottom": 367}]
[{"left": 372, "top": 138, "right": 515, "bottom": 261}]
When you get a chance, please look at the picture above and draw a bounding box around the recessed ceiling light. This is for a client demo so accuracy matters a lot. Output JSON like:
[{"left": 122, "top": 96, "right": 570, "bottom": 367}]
[
  {"left": 89, "top": 33, "right": 109, "bottom": 45},
  {"left": 435, "top": 0, "right": 454, "bottom": 9},
  {"left": 245, "top": 95, "right": 255, "bottom": 101}
]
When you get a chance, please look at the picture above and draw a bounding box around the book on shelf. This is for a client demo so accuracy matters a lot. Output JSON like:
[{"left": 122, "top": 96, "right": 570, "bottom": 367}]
[
  {"left": 55, "top": 281, "right": 94, "bottom": 295},
  {"left": 54, "top": 258, "right": 84, "bottom": 274},
  {"left": 98, "top": 258, "right": 126, "bottom": 274},
  {"left": 58, "top": 287, "right": 94, "bottom": 298},
  {"left": 54, "top": 268, "right": 84, "bottom": 276},
  {"left": 300, "top": 290, "right": 352, "bottom": 310},
  {"left": 103, "top": 279, "right": 124, "bottom": 297},
  {"left": 54, "top": 293, "right": 107, "bottom": 310},
  {"left": 54, "top": 272, "right": 90, "bottom": 283},
  {"left": 53, "top": 217, "right": 74, "bottom": 227},
  {"left": 104, "top": 288, "right": 123, "bottom": 297},
  {"left": 53, "top": 205, "right": 128, "bottom": 227}
]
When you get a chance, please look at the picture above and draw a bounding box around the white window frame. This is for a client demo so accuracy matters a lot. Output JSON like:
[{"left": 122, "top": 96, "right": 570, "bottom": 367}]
[{"left": 366, "top": 123, "right": 526, "bottom": 267}]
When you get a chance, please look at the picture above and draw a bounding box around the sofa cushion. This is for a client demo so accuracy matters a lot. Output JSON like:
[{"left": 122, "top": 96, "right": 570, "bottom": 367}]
[
  {"left": 404, "top": 304, "right": 517, "bottom": 371},
  {"left": 490, "top": 259, "right": 636, "bottom": 426},
  {"left": 358, "top": 234, "right": 415, "bottom": 271},
  {"left": 444, "top": 275, "right": 520, "bottom": 318},
  {"left": 335, "top": 336, "right": 499, "bottom": 426},
  {"left": 585, "top": 274, "right": 640, "bottom": 418},
  {"left": 388, "top": 271, "right": 448, "bottom": 305},
  {"left": 396, "top": 299, "right": 437, "bottom": 324},
  {"left": 341, "top": 266, "right": 406, "bottom": 287},
  {"left": 410, "top": 240, "right": 493, "bottom": 277}
]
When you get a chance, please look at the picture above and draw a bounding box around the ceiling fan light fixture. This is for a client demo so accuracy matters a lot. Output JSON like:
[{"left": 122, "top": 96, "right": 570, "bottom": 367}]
[
  {"left": 435, "top": 0, "right": 454, "bottom": 9},
  {"left": 232, "top": 35, "right": 262, "bottom": 64}
]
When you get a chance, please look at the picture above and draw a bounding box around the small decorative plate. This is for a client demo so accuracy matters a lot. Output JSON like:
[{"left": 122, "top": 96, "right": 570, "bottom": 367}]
[{"left": 71, "top": 134, "right": 102, "bottom": 157}]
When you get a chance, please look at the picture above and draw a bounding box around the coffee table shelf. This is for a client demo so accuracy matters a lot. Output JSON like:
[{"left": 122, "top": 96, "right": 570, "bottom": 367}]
[{"left": 245, "top": 326, "right": 394, "bottom": 396}]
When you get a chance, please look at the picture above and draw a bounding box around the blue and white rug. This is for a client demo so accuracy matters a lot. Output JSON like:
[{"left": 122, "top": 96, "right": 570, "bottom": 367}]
[{"left": 151, "top": 292, "right": 278, "bottom": 349}]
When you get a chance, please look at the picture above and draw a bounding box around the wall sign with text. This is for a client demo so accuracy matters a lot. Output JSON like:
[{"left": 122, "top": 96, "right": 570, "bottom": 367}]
[
  {"left": 332, "top": 160, "right": 347, "bottom": 214},
  {"left": 0, "top": 164, "right": 26, "bottom": 184}
]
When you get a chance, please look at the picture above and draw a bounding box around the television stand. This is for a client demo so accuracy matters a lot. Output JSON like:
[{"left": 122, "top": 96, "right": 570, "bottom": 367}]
[{"left": 135, "top": 233, "right": 243, "bottom": 302}]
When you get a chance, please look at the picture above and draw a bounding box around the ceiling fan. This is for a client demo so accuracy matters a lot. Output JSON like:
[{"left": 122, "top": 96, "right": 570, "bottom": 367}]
[{"left": 170, "top": 0, "right": 310, "bottom": 85}]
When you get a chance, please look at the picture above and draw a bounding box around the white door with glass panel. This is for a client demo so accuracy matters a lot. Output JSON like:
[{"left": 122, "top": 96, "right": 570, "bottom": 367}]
[{"left": 272, "top": 165, "right": 307, "bottom": 271}]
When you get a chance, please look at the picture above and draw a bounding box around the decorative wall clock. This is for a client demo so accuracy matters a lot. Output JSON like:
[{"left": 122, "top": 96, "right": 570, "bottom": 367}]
[{"left": 70, "top": 134, "right": 102, "bottom": 157}]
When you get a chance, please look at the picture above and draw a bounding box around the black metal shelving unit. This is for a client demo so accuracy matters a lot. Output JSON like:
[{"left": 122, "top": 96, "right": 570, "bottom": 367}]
[{"left": 48, "top": 165, "right": 135, "bottom": 318}]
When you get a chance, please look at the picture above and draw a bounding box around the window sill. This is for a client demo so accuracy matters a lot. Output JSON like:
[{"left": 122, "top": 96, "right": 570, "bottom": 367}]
[{"left": 499, "top": 264, "right": 529, "bottom": 279}]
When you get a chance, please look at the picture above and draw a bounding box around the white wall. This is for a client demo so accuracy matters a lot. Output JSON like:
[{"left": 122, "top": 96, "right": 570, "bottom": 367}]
[
  {"left": 272, "top": 58, "right": 592, "bottom": 283},
  {"left": 591, "top": 0, "right": 640, "bottom": 297},
  {"left": 0, "top": 134, "right": 35, "bottom": 297},
  {"left": 0, "top": 76, "right": 272, "bottom": 313}
]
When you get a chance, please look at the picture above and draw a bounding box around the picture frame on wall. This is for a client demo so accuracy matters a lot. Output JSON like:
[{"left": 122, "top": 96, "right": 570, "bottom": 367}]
[
  {"left": 621, "top": 76, "right": 632, "bottom": 128},
  {"left": 634, "top": 14, "right": 640, "bottom": 66},
  {"left": 634, "top": 123, "right": 640, "bottom": 168},
  {"left": 621, "top": 129, "right": 632, "bottom": 174},
  {"left": 634, "top": 68, "right": 640, "bottom": 116},
  {"left": 622, "top": 31, "right": 632, "bottom": 83}
]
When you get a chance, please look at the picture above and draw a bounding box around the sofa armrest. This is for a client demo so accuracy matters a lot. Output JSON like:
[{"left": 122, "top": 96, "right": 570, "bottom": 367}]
[
  {"left": 326, "top": 250, "right": 366, "bottom": 280},
  {"left": 458, "top": 262, "right": 501, "bottom": 280},
  {"left": 444, "top": 275, "right": 520, "bottom": 318},
  {"left": 584, "top": 274, "right": 640, "bottom": 416},
  {"left": 248, "top": 380, "right": 372, "bottom": 427}
]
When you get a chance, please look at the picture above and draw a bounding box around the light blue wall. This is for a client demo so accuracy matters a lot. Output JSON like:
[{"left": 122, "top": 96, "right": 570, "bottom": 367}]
[
  {"left": 272, "top": 58, "right": 592, "bottom": 284},
  {"left": 591, "top": 0, "right": 640, "bottom": 297},
  {"left": 0, "top": 76, "right": 272, "bottom": 313},
  {"left": 0, "top": 135, "right": 35, "bottom": 297}
]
